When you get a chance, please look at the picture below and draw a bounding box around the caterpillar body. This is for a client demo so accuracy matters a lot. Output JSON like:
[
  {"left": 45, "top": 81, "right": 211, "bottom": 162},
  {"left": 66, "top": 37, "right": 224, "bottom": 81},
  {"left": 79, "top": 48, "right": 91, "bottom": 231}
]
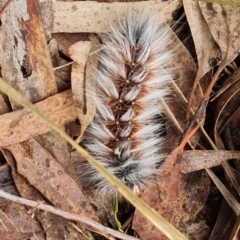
[{"left": 80, "top": 10, "right": 174, "bottom": 197}]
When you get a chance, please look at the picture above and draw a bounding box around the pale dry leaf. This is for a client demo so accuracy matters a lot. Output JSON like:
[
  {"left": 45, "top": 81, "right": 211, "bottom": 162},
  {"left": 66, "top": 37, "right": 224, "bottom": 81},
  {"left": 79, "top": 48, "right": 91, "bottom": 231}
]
[
  {"left": 52, "top": 0, "right": 181, "bottom": 33},
  {"left": 68, "top": 41, "right": 92, "bottom": 66},
  {"left": 71, "top": 62, "right": 95, "bottom": 140},
  {"left": 183, "top": 0, "right": 221, "bottom": 78},
  {"left": 199, "top": 1, "right": 240, "bottom": 64},
  {"left": 0, "top": 90, "right": 77, "bottom": 147},
  {"left": 39, "top": 0, "right": 53, "bottom": 41},
  {"left": 181, "top": 150, "right": 240, "bottom": 174},
  {"left": 71, "top": 37, "right": 98, "bottom": 140},
  {"left": 53, "top": 33, "right": 89, "bottom": 57}
]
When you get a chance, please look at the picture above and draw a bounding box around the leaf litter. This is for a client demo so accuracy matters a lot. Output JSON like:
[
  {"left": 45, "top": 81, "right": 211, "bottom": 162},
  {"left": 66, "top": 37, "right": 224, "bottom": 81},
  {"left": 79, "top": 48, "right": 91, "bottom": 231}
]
[{"left": 0, "top": 0, "right": 240, "bottom": 239}]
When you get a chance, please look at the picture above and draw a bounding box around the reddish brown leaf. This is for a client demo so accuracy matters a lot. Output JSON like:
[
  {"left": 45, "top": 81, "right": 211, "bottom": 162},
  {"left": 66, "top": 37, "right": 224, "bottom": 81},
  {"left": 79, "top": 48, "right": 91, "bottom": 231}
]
[
  {"left": 0, "top": 90, "right": 77, "bottom": 147},
  {"left": 5, "top": 139, "right": 100, "bottom": 222}
]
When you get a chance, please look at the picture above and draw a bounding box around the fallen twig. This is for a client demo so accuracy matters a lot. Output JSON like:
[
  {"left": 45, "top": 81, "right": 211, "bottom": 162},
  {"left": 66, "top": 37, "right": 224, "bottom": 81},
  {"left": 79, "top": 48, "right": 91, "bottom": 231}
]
[{"left": 0, "top": 189, "right": 139, "bottom": 240}]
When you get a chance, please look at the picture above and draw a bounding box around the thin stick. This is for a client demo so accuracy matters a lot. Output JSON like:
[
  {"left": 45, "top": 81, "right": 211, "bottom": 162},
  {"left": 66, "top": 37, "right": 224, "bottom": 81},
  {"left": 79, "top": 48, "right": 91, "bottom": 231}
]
[{"left": 0, "top": 189, "right": 139, "bottom": 240}]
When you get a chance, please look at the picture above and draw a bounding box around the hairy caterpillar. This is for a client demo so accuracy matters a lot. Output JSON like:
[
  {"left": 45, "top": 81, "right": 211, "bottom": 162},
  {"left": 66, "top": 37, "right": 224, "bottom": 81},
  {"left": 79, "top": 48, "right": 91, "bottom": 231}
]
[{"left": 80, "top": 10, "right": 175, "bottom": 197}]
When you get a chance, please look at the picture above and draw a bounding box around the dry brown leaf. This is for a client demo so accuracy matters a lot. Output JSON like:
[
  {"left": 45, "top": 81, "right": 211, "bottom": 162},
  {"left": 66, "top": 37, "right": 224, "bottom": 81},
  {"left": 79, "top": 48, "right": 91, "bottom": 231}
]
[
  {"left": 181, "top": 150, "right": 240, "bottom": 174},
  {"left": 68, "top": 41, "right": 92, "bottom": 66},
  {"left": 185, "top": 220, "right": 210, "bottom": 240},
  {"left": 22, "top": 0, "right": 57, "bottom": 95},
  {"left": 0, "top": 164, "right": 19, "bottom": 205},
  {"left": 2, "top": 149, "right": 87, "bottom": 240},
  {"left": 132, "top": 125, "right": 204, "bottom": 240},
  {"left": 166, "top": 30, "right": 200, "bottom": 146},
  {"left": 49, "top": 38, "right": 71, "bottom": 91},
  {"left": 223, "top": 106, "right": 240, "bottom": 162},
  {"left": 214, "top": 70, "right": 240, "bottom": 139},
  {"left": 212, "top": 69, "right": 240, "bottom": 152},
  {"left": 0, "top": 231, "right": 36, "bottom": 240},
  {"left": 53, "top": 33, "right": 89, "bottom": 57},
  {"left": 5, "top": 138, "right": 100, "bottom": 223},
  {"left": 199, "top": 1, "right": 240, "bottom": 65},
  {"left": 0, "top": 0, "right": 57, "bottom": 109},
  {"left": 0, "top": 94, "right": 10, "bottom": 115},
  {"left": 71, "top": 62, "right": 96, "bottom": 140},
  {"left": 0, "top": 202, "right": 42, "bottom": 232},
  {"left": 212, "top": 70, "right": 240, "bottom": 197},
  {"left": 209, "top": 200, "right": 236, "bottom": 240},
  {"left": 51, "top": 0, "right": 181, "bottom": 33},
  {"left": 228, "top": 214, "right": 240, "bottom": 240},
  {"left": 206, "top": 168, "right": 240, "bottom": 215},
  {"left": 39, "top": 0, "right": 54, "bottom": 41},
  {"left": 34, "top": 131, "right": 78, "bottom": 179},
  {"left": 132, "top": 147, "right": 182, "bottom": 240},
  {"left": 185, "top": 1, "right": 240, "bottom": 121},
  {"left": 175, "top": 171, "right": 210, "bottom": 235},
  {"left": 0, "top": 232, "right": 43, "bottom": 240},
  {"left": 71, "top": 37, "right": 98, "bottom": 140},
  {"left": 212, "top": 68, "right": 240, "bottom": 101},
  {"left": 0, "top": 90, "right": 77, "bottom": 147},
  {"left": 133, "top": 169, "right": 210, "bottom": 240},
  {"left": 132, "top": 122, "right": 203, "bottom": 239},
  {"left": 183, "top": 0, "right": 221, "bottom": 78},
  {"left": 1, "top": 148, "right": 46, "bottom": 219}
]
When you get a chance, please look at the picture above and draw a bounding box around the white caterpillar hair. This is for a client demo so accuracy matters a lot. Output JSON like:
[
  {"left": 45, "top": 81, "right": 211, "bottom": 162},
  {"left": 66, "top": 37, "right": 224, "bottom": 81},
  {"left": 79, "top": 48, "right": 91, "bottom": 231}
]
[{"left": 80, "top": 10, "right": 174, "bottom": 196}]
